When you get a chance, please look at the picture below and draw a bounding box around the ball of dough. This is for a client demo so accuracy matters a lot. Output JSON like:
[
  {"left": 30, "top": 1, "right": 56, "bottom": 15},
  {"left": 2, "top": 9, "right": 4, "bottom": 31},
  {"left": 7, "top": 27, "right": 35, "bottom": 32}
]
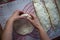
[{"left": 13, "top": 18, "right": 34, "bottom": 35}]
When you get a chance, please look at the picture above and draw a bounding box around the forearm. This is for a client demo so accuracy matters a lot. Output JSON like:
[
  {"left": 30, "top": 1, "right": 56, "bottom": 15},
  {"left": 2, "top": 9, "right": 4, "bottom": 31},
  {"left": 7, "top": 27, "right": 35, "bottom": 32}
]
[
  {"left": 1, "top": 10, "right": 24, "bottom": 40},
  {"left": 2, "top": 20, "right": 13, "bottom": 40},
  {"left": 38, "top": 26, "right": 50, "bottom": 40}
]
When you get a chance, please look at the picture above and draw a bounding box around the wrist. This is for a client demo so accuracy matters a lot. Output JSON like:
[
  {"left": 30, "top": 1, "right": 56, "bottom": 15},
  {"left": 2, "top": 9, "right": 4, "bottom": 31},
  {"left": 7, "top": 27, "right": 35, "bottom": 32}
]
[
  {"left": 5, "top": 19, "right": 14, "bottom": 28},
  {"left": 7, "top": 18, "right": 14, "bottom": 25},
  {"left": 36, "top": 25, "right": 44, "bottom": 31},
  {"left": 8, "top": 18, "right": 14, "bottom": 22}
]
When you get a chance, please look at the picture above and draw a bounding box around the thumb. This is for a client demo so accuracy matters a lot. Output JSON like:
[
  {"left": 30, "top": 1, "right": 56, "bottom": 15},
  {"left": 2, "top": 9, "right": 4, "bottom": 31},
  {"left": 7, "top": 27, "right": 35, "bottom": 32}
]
[
  {"left": 27, "top": 17, "right": 33, "bottom": 23},
  {"left": 17, "top": 16, "right": 26, "bottom": 19}
]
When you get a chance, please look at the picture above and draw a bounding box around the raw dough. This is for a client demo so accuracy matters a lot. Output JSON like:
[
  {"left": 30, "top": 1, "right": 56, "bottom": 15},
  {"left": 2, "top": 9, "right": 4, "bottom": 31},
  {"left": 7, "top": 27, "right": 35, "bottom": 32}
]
[
  {"left": 13, "top": 14, "right": 34, "bottom": 35},
  {"left": 21, "top": 14, "right": 31, "bottom": 18}
]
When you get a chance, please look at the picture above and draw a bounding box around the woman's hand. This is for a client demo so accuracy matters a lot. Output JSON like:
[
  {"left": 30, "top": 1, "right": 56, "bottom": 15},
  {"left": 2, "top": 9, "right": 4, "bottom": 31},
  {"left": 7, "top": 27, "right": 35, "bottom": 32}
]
[
  {"left": 27, "top": 14, "right": 42, "bottom": 30},
  {"left": 8, "top": 10, "right": 24, "bottom": 22},
  {"left": 27, "top": 14, "right": 51, "bottom": 40}
]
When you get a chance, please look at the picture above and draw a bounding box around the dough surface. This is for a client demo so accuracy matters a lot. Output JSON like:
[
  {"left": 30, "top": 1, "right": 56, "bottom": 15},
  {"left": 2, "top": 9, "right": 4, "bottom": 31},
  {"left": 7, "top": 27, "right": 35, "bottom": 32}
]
[{"left": 13, "top": 18, "right": 34, "bottom": 35}]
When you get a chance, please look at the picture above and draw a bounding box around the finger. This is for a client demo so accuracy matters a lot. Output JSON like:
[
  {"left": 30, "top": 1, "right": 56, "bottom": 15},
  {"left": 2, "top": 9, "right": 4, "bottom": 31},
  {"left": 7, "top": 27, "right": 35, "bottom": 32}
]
[
  {"left": 17, "top": 16, "right": 26, "bottom": 19},
  {"left": 14, "top": 10, "right": 20, "bottom": 15},
  {"left": 27, "top": 17, "right": 33, "bottom": 23},
  {"left": 30, "top": 14, "right": 36, "bottom": 17},
  {"left": 29, "top": 14, "right": 36, "bottom": 20},
  {"left": 19, "top": 11, "right": 24, "bottom": 16},
  {"left": 14, "top": 10, "right": 24, "bottom": 15}
]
